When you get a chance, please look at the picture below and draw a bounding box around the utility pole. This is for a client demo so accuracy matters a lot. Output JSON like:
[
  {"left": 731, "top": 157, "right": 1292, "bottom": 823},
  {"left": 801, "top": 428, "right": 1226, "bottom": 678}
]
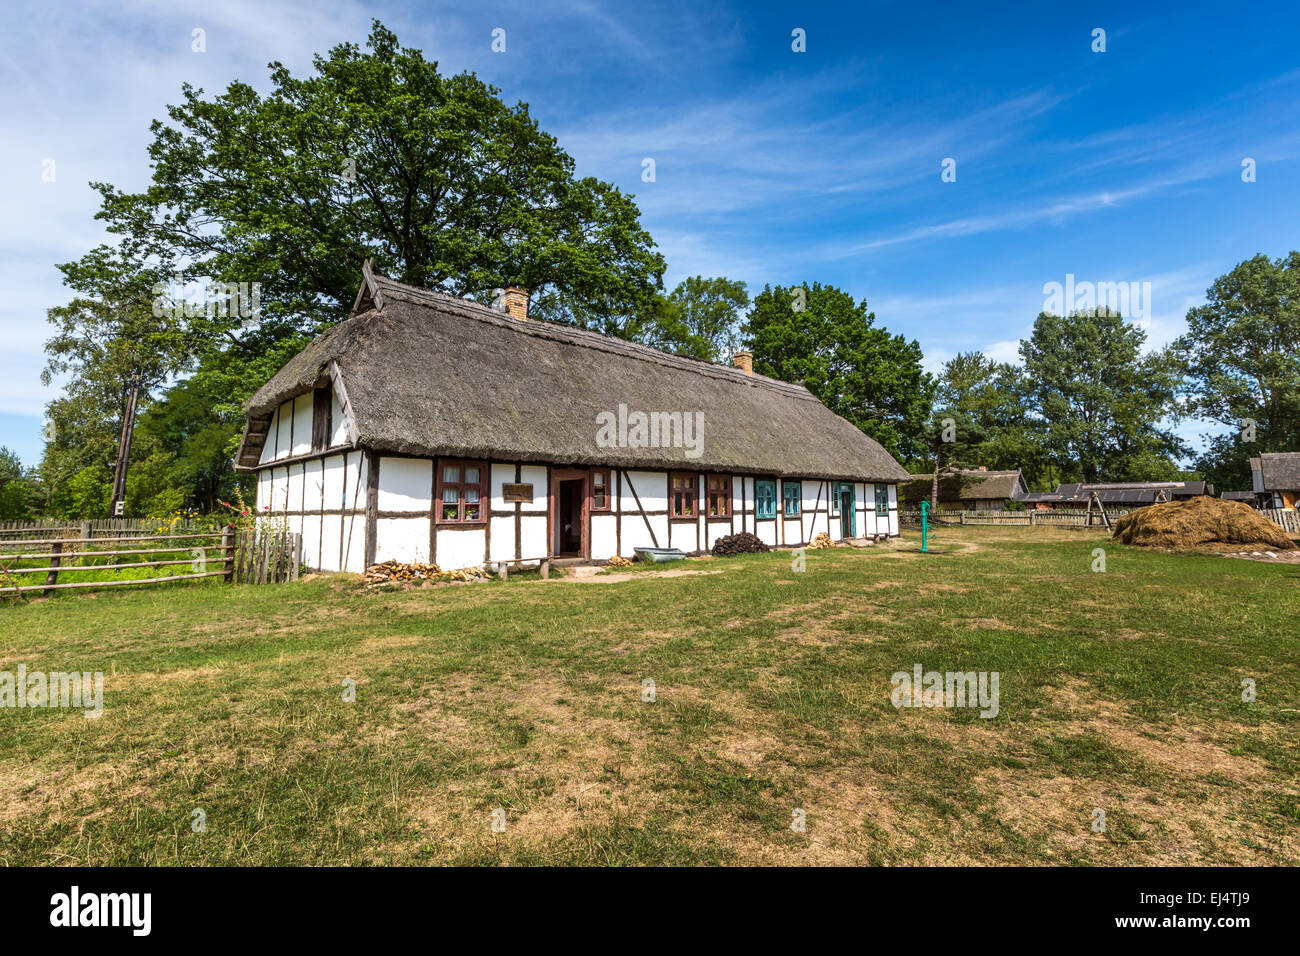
[{"left": 109, "top": 369, "right": 141, "bottom": 518}]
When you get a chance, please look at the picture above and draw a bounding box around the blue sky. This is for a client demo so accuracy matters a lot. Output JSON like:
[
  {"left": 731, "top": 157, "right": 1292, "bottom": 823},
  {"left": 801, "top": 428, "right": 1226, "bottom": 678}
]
[{"left": 3, "top": 0, "right": 1298, "bottom": 467}]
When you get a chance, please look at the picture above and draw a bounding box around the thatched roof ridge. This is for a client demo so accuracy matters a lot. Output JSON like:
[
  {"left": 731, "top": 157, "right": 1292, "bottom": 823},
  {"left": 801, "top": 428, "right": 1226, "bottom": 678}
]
[{"left": 240, "top": 274, "right": 910, "bottom": 482}]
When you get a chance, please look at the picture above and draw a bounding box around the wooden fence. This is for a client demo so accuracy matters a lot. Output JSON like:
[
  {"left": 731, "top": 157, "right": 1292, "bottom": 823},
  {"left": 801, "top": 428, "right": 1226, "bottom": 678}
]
[
  {"left": 1262, "top": 508, "right": 1300, "bottom": 533},
  {"left": 0, "top": 525, "right": 301, "bottom": 598},
  {"left": 901, "top": 508, "right": 1132, "bottom": 527},
  {"left": 0, "top": 518, "right": 220, "bottom": 540}
]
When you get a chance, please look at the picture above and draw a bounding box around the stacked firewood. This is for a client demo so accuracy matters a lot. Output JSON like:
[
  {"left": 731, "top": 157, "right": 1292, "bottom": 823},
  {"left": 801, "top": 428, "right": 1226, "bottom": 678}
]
[
  {"left": 363, "top": 560, "right": 493, "bottom": 584},
  {"left": 808, "top": 532, "right": 834, "bottom": 550},
  {"left": 606, "top": 555, "right": 633, "bottom": 568},
  {"left": 711, "top": 532, "right": 771, "bottom": 556}
]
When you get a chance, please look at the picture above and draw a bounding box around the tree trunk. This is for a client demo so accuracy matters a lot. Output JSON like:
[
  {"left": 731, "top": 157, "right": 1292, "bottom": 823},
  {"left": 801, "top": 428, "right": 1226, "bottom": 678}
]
[{"left": 931, "top": 442, "right": 943, "bottom": 510}]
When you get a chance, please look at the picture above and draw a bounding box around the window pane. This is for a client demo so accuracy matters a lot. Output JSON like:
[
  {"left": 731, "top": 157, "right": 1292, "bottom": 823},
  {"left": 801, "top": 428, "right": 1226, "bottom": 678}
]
[
  {"left": 594, "top": 471, "right": 605, "bottom": 492},
  {"left": 465, "top": 488, "right": 480, "bottom": 504},
  {"left": 465, "top": 467, "right": 479, "bottom": 483},
  {"left": 443, "top": 465, "right": 460, "bottom": 483},
  {"left": 594, "top": 492, "right": 606, "bottom": 509},
  {"left": 464, "top": 502, "right": 480, "bottom": 520},
  {"left": 442, "top": 488, "right": 459, "bottom": 503},
  {"left": 441, "top": 503, "right": 459, "bottom": 520}
]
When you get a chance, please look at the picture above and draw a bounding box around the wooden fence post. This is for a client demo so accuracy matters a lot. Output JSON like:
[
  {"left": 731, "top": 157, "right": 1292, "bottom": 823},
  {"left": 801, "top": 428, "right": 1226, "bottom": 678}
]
[
  {"left": 43, "top": 541, "right": 63, "bottom": 597},
  {"left": 292, "top": 533, "right": 302, "bottom": 581},
  {"left": 222, "top": 524, "right": 235, "bottom": 584}
]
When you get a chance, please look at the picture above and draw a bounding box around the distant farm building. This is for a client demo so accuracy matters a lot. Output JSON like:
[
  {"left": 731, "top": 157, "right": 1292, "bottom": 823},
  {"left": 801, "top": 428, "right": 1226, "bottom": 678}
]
[
  {"left": 1020, "top": 480, "right": 1214, "bottom": 510},
  {"left": 1250, "top": 453, "right": 1300, "bottom": 510},
  {"left": 902, "top": 467, "right": 1028, "bottom": 511}
]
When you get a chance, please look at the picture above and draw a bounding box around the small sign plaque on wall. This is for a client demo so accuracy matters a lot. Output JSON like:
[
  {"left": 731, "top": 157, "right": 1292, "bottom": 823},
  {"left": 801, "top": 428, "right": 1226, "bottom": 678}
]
[{"left": 502, "top": 483, "right": 534, "bottom": 503}]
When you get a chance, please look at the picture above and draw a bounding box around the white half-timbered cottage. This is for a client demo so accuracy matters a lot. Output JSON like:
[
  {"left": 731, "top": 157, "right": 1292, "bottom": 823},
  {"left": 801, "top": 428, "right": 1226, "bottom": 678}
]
[{"left": 234, "top": 265, "right": 910, "bottom": 572}]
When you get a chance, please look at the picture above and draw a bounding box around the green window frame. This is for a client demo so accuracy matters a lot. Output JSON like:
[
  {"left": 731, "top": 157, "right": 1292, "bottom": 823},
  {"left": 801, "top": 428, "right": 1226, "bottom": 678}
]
[
  {"left": 783, "top": 481, "right": 802, "bottom": 518},
  {"left": 874, "top": 483, "right": 889, "bottom": 516},
  {"left": 755, "top": 480, "right": 777, "bottom": 519}
]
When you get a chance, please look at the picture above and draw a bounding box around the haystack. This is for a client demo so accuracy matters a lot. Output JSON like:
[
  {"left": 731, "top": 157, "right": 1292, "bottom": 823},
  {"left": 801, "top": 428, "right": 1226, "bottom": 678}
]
[{"left": 1111, "top": 497, "right": 1296, "bottom": 551}]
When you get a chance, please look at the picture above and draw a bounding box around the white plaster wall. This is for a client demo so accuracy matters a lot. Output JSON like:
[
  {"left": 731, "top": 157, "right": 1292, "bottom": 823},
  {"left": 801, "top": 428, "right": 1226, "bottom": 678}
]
[
  {"left": 755, "top": 518, "right": 777, "bottom": 547},
  {"left": 489, "top": 515, "right": 516, "bottom": 563},
  {"left": 345, "top": 452, "right": 367, "bottom": 514},
  {"left": 436, "top": 528, "right": 486, "bottom": 569},
  {"left": 329, "top": 390, "right": 348, "bottom": 447},
  {"left": 322, "top": 454, "right": 346, "bottom": 509},
  {"left": 301, "top": 513, "right": 322, "bottom": 570},
  {"left": 520, "top": 513, "right": 547, "bottom": 561},
  {"left": 287, "top": 462, "right": 305, "bottom": 515},
  {"left": 273, "top": 400, "right": 291, "bottom": 460},
  {"left": 291, "top": 393, "right": 313, "bottom": 457},
  {"left": 624, "top": 470, "right": 667, "bottom": 511},
  {"left": 341, "top": 514, "right": 367, "bottom": 572},
  {"left": 591, "top": 513, "right": 618, "bottom": 560},
  {"left": 256, "top": 469, "right": 271, "bottom": 512},
  {"left": 375, "top": 517, "right": 429, "bottom": 563},
  {"left": 320, "top": 514, "right": 343, "bottom": 573},
  {"left": 378, "top": 457, "right": 433, "bottom": 512}
]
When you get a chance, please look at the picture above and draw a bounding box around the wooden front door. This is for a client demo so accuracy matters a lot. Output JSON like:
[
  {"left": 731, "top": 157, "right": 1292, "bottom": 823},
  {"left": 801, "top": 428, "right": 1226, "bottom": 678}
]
[
  {"left": 550, "top": 467, "right": 590, "bottom": 557},
  {"left": 838, "top": 484, "right": 855, "bottom": 538}
]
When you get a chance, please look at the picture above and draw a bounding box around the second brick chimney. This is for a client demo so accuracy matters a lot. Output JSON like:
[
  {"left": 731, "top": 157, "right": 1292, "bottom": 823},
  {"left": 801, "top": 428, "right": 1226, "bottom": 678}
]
[
  {"left": 732, "top": 351, "right": 753, "bottom": 375},
  {"left": 501, "top": 287, "right": 529, "bottom": 321}
]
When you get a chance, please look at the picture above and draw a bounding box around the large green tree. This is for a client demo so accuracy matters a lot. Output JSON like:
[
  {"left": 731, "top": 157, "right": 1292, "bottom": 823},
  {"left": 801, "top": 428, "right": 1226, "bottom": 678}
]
[
  {"left": 742, "top": 283, "right": 933, "bottom": 461},
  {"left": 1020, "top": 308, "right": 1185, "bottom": 483},
  {"left": 93, "top": 20, "right": 664, "bottom": 339},
  {"left": 638, "top": 276, "right": 749, "bottom": 362},
  {"left": 1173, "top": 252, "right": 1300, "bottom": 489},
  {"left": 39, "top": 244, "right": 194, "bottom": 515},
  {"left": 931, "top": 352, "right": 1048, "bottom": 485}
]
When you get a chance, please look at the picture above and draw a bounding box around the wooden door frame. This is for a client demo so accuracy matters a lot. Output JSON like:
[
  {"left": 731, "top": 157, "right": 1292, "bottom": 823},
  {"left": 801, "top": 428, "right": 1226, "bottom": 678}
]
[
  {"left": 550, "top": 467, "right": 590, "bottom": 558},
  {"left": 837, "top": 483, "right": 855, "bottom": 537}
]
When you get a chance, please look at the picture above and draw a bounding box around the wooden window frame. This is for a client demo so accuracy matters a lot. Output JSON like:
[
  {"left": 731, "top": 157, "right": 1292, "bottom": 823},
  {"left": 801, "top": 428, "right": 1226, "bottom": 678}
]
[
  {"left": 670, "top": 472, "right": 698, "bottom": 519},
  {"left": 875, "top": 483, "right": 889, "bottom": 516},
  {"left": 783, "top": 481, "right": 802, "bottom": 518},
  {"left": 755, "top": 479, "right": 777, "bottom": 520},
  {"left": 591, "top": 468, "right": 612, "bottom": 511},
  {"left": 436, "top": 459, "right": 488, "bottom": 525},
  {"left": 706, "top": 474, "right": 731, "bottom": 518}
]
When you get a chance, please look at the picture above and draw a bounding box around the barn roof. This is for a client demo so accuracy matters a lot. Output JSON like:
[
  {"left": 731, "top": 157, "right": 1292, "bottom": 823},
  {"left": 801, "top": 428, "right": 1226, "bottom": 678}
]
[
  {"left": 1257, "top": 452, "right": 1300, "bottom": 490},
  {"left": 237, "top": 270, "right": 910, "bottom": 482}
]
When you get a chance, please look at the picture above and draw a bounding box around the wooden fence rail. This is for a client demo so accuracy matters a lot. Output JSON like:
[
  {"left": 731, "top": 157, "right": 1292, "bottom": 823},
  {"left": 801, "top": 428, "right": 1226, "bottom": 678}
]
[
  {"left": 901, "top": 508, "right": 1132, "bottom": 527},
  {"left": 0, "top": 525, "right": 301, "bottom": 597}
]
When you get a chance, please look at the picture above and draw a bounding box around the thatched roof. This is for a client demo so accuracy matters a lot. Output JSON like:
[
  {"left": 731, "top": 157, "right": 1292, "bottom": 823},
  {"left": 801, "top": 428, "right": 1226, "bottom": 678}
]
[{"left": 237, "top": 272, "right": 909, "bottom": 482}]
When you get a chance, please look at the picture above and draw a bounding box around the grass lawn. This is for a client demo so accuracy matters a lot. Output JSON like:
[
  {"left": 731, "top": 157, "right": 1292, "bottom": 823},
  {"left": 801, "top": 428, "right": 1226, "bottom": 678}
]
[{"left": 1, "top": 525, "right": 1296, "bottom": 866}]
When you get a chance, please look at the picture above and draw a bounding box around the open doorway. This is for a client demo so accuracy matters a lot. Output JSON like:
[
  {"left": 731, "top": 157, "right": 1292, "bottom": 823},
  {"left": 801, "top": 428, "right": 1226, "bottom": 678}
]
[
  {"left": 557, "top": 479, "right": 585, "bottom": 555},
  {"left": 552, "top": 468, "right": 590, "bottom": 557}
]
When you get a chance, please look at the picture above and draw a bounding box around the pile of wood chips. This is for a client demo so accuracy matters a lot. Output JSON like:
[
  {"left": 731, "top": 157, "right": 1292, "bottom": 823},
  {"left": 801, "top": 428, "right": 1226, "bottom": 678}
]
[
  {"left": 808, "top": 532, "right": 835, "bottom": 550},
  {"left": 363, "top": 560, "right": 493, "bottom": 585},
  {"left": 606, "top": 555, "right": 633, "bottom": 568}
]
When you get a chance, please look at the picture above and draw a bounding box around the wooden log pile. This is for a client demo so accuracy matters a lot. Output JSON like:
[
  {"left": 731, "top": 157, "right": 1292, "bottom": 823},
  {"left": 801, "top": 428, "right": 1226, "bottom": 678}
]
[
  {"left": 711, "top": 532, "right": 771, "bottom": 556},
  {"left": 808, "top": 532, "right": 834, "bottom": 550},
  {"left": 363, "top": 560, "right": 494, "bottom": 585},
  {"left": 605, "top": 555, "right": 633, "bottom": 568}
]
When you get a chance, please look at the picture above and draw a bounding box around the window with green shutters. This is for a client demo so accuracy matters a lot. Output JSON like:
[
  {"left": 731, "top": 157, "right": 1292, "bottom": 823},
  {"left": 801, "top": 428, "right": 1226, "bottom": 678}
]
[
  {"left": 875, "top": 483, "right": 889, "bottom": 516},
  {"left": 783, "top": 481, "right": 802, "bottom": 517},
  {"left": 755, "top": 480, "right": 777, "bottom": 519}
]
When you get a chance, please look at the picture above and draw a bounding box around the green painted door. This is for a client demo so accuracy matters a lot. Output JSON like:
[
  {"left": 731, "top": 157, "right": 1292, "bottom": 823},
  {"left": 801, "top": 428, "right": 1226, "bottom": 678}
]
[{"left": 838, "top": 483, "right": 855, "bottom": 537}]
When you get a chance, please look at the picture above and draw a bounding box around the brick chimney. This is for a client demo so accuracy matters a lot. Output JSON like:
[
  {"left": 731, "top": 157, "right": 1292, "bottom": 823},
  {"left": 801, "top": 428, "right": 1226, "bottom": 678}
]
[
  {"left": 501, "top": 286, "right": 528, "bottom": 321},
  {"left": 732, "top": 351, "right": 753, "bottom": 375}
]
